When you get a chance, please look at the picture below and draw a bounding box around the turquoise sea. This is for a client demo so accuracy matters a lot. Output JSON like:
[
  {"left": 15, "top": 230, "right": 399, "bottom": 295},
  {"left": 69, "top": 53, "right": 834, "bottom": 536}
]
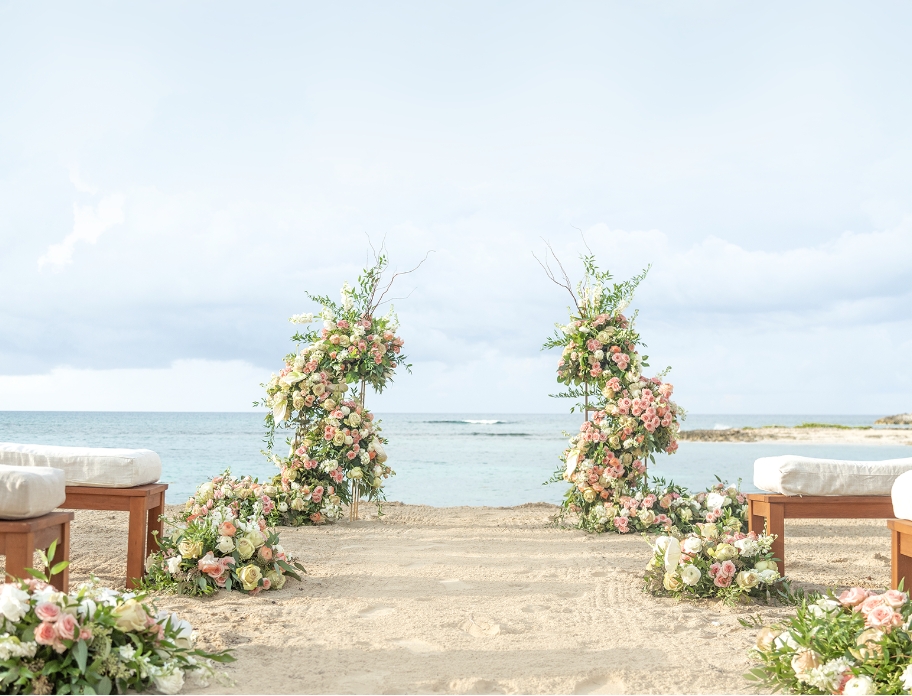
[{"left": 0, "top": 412, "right": 909, "bottom": 506}]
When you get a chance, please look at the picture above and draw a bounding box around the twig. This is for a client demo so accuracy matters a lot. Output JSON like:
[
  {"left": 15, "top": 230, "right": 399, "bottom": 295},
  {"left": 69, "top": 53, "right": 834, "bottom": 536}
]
[{"left": 533, "top": 239, "right": 582, "bottom": 315}]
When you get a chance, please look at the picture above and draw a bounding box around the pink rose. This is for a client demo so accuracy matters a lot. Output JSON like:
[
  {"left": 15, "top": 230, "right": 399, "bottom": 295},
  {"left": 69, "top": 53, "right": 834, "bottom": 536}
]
[
  {"left": 882, "top": 589, "right": 908, "bottom": 608},
  {"left": 865, "top": 605, "right": 902, "bottom": 630},
  {"left": 713, "top": 574, "right": 733, "bottom": 588},
  {"left": 858, "top": 595, "right": 885, "bottom": 615},
  {"left": 839, "top": 587, "right": 870, "bottom": 607},
  {"left": 261, "top": 578, "right": 272, "bottom": 590},
  {"left": 55, "top": 613, "right": 79, "bottom": 641},
  {"left": 79, "top": 628, "right": 93, "bottom": 641},
  {"left": 198, "top": 552, "right": 222, "bottom": 577},
  {"left": 35, "top": 601, "right": 61, "bottom": 623},
  {"left": 34, "top": 622, "right": 57, "bottom": 646},
  {"left": 721, "top": 560, "right": 736, "bottom": 576}
]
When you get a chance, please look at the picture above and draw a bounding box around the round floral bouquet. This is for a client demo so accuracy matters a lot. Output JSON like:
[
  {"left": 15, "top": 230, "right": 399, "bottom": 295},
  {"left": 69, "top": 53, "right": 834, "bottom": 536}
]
[
  {"left": 145, "top": 475, "right": 305, "bottom": 596},
  {"left": 644, "top": 527, "right": 781, "bottom": 603},
  {"left": 690, "top": 480, "right": 749, "bottom": 535},
  {"left": 749, "top": 588, "right": 912, "bottom": 694},
  {"left": 582, "top": 478, "right": 690, "bottom": 534},
  {"left": 0, "top": 576, "right": 232, "bottom": 694}
]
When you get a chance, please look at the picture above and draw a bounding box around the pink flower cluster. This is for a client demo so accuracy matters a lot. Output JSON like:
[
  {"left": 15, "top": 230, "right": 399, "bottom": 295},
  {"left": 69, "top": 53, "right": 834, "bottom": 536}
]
[
  {"left": 613, "top": 381, "right": 675, "bottom": 433},
  {"left": 839, "top": 587, "right": 908, "bottom": 630},
  {"left": 33, "top": 599, "right": 91, "bottom": 653},
  {"left": 709, "top": 560, "right": 738, "bottom": 587},
  {"left": 198, "top": 552, "right": 236, "bottom": 588}
]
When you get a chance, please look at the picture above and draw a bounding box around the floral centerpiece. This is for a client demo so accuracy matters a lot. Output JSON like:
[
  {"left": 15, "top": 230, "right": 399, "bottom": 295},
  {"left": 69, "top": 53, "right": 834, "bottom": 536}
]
[
  {"left": 748, "top": 588, "right": 912, "bottom": 695},
  {"left": 644, "top": 527, "right": 781, "bottom": 602},
  {"left": 144, "top": 474, "right": 306, "bottom": 596},
  {"left": 0, "top": 571, "right": 232, "bottom": 694},
  {"left": 258, "top": 251, "right": 422, "bottom": 521}
]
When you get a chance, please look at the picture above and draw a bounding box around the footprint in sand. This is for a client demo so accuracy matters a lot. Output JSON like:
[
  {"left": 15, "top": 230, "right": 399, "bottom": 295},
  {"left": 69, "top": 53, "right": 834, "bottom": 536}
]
[
  {"left": 521, "top": 604, "right": 549, "bottom": 613},
  {"left": 358, "top": 605, "right": 395, "bottom": 618},
  {"left": 460, "top": 617, "right": 501, "bottom": 637},
  {"left": 394, "top": 638, "right": 443, "bottom": 654},
  {"left": 573, "top": 675, "right": 626, "bottom": 695},
  {"left": 439, "top": 578, "right": 470, "bottom": 590}
]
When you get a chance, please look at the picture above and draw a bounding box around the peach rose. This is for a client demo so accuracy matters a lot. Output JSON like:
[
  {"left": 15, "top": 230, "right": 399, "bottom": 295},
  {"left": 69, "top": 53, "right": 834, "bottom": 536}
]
[
  {"left": 197, "top": 552, "right": 221, "bottom": 577},
  {"left": 55, "top": 613, "right": 79, "bottom": 641},
  {"left": 838, "top": 587, "right": 869, "bottom": 607},
  {"left": 218, "top": 521, "right": 237, "bottom": 537},
  {"left": 34, "top": 622, "right": 57, "bottom": 646},
  {"left": 865, "top": 605, "right": 902, "bottom": 630},
  {"left": 257, "top": 545, "right": 274, "bottom": 563},
  {"left": 35, "top": 601, "right": 61, "bottom": 623}
]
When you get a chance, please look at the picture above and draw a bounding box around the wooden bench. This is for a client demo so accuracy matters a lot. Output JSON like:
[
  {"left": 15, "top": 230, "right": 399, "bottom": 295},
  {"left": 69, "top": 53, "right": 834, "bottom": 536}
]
[
  {"left": 888, "top": 518, "right": 912, "bottom": 590},
  {"left": 63, "top": 483, "right": 167, "bottom": 588},
  {"left": 747, "top": 493, "right": 894, "bottom": 576},
  {"left": 0, "top": 511, "right": 74, "bottom": 591}
]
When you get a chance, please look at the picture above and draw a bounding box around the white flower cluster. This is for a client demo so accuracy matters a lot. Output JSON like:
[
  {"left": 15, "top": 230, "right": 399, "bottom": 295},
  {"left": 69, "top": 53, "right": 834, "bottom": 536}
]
[{"left": 0, "top": 632, "right": 37, "bottom": 660}]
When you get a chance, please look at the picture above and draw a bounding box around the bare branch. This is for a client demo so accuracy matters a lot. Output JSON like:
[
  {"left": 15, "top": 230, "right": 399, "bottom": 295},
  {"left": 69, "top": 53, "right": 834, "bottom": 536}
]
[
  {"left": 377, "top": 287, "right": 416, "bottom": 307},
  {"left": 533, "top": 239, "right": 581, "bottom": 314},
  {"left": 571, "top": 224, "right": 594, "bottom": 256},
  {"left": 371, "top": 250, "right": 435, "bottom": 315}
]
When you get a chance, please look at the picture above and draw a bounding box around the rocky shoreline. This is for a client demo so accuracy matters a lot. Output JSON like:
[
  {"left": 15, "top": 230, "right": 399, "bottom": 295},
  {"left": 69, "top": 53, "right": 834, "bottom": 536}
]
[{"left": 679, "top": 426, "right": 912, "bottom": 446}]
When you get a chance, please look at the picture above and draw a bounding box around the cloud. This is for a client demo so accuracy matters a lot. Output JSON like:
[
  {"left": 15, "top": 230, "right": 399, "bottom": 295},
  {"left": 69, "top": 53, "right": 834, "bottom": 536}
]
[
  {"left": 0, "top": 360, "right": 266, "bottom": 411},
  {"left": 38, "top": 194, "right": 125, "bottom": 269}
]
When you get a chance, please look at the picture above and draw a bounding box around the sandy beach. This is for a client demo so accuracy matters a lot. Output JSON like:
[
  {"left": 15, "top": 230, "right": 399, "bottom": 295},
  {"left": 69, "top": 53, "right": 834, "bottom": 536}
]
[
  {"left": 1, "top": 503, "right": 894, "bottom": 695},
  {"left": 678, "top": 426, "right": 912, "bottom": 446}
]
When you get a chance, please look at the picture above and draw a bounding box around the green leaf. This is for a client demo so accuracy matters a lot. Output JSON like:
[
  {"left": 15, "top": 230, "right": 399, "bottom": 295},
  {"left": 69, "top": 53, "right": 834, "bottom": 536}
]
[
  {"left": 25, "top": 568, "right": 48, "bottom": 581},
  {"left": 75, "top": 639, "right": 88, "bottom": 673},
  {"left": 51, "top": 560, "right": 70, "bottom": 575}
]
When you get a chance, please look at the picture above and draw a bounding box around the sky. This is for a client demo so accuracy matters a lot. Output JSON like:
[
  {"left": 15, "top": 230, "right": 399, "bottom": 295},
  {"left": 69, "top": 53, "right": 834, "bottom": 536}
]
[{"left": 1, "top": 1, "right": 910, "bottom": 415}]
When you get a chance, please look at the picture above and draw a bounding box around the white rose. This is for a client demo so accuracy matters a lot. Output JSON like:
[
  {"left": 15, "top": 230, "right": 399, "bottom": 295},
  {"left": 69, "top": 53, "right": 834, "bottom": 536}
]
[
  {"left": 166, "top": 556, "right": 182, "bottom": 575},
  {"left": 757, "top": 569, "right": 779, "bottom": 584},
  {"left": 278, "top": 502, "right": 288, "bottom": 512},
  {"left": 843, "top": 676, "right": 874, "bottom": 696},
  {"left": 680, "top": 565, "right": 701, "bottom": 586},
  {"left": 593, "top": 349, "right": 604, "bottom": 361},
  {"left": 901, "top": 664, "right": 912, "bottom": 692},
  {"left": 216, "top": 536, "right": 235, "bottom": 554},
  {"left": 654, "top": 536, "right": 672, "bottom": 553},
  {"left": 682, "top": 537, "right": 702, "bottom": 554},
  {"left": 151, "top": 664, "right": 185, "bottom": 695},
  {"left": 705, "top": 492, "right": 726, "bottom": 510}
]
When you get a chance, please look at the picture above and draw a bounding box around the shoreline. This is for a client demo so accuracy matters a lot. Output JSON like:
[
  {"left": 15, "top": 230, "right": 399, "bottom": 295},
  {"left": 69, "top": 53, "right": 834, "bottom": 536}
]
[{"left": 678, "top": 426, "right": 912, "bottom": 447}]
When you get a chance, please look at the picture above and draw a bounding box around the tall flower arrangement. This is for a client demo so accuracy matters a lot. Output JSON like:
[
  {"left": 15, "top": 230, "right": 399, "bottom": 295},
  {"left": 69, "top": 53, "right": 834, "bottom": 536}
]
[
  {"left": 540, "top": 252, "right": 685, "bottom": 533},
  {"left": 258, "top": 252, "right": 422, "bottom": 523}
]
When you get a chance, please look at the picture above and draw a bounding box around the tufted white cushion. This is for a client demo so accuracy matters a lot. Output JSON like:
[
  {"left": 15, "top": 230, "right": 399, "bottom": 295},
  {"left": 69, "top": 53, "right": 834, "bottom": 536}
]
[
  {"left": 0, "top": 443, "right": 161, "bottom": 488},
  {"left": 0, "top": 465, "right": 66, "bottom": 519},
  {"left": 892, "top": 470, "right": 912, "bottom": 520},
  {"left": 755, "top": 455, "right": 912, "bottom": 497}
]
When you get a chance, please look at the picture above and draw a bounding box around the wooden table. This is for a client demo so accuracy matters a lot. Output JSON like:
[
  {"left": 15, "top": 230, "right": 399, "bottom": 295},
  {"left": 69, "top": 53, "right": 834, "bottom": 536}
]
[
  {"left": 0, "top": 511, "right": 74, "bottom": 591},
  {"left": 747, "top": 493, "right": 894, "bottom": 576},
  {"left": 63, "top": 483, "right": 167, "bottom": 588}
]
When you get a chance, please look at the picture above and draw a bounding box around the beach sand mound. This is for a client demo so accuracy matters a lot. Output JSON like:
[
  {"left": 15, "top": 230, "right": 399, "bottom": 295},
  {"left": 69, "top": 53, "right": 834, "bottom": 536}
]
[
  {"left": 875, "top": 413, "right": 912, "bottom": 425},
  {"left": 0, "top": 504, "right": 894, "bottom": 694}
]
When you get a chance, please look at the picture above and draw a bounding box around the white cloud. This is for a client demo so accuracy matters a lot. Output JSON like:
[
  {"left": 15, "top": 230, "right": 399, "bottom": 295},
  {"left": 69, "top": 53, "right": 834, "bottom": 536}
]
[
  {"left": 0, "top": 360, "right": 266, "bottom": 411},
  {"left": 38, "top": 194, "right": 125, "bottom": 269}
]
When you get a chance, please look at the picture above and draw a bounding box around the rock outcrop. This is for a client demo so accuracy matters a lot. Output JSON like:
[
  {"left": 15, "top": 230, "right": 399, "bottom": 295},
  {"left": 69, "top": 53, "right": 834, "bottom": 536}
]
[{"left": 875, "top": 413, "right": 912, "bottom": 425}]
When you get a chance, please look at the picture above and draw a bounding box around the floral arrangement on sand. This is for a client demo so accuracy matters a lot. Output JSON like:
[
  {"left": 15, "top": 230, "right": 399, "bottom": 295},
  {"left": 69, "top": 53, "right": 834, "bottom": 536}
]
[
  {"left": 144, "top": 473, "right": 305, "bottom": 596},
  {"left": 644, "top": 526, "right": 781, "bottom": 603},
  {"left": 748, "top": 587, "right": 912, "bottom": 694},
  {"left": 0, "top": 559, "right": 232, "bottom": 694},
  {"left": 539, "top": 250, "right": 690, "bottom": 533},
  {"left": 258, "top": 251, "right": 425, "bottom": 522}
]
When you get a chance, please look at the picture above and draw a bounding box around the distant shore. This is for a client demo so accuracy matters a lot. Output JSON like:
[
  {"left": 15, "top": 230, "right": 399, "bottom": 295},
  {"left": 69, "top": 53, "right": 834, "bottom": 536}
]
[{"left": 679, "top": 425, "right": 912, "bottom": 446}]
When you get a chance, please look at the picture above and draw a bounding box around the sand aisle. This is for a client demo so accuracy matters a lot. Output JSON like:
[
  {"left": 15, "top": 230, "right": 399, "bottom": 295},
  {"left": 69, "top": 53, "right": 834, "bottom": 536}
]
[{"left": 5, "top": 504, "right": 894, "bottom": 694}]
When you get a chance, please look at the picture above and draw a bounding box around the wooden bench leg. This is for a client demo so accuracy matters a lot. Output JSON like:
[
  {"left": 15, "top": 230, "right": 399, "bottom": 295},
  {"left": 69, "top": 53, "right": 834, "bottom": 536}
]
[
  {"left": 127, "top": 496, "right": 148, "bottom": 589},
  {"left": 4, "top": 532, "right": 34, "bottom": 584},
  {"left": 147, "top": 491, "right": 164, "bottom": 557},
  {"left": 748, "top": 497, "right": 765, "bottom": 536},
  {"left": 893, "top": 527, "right": 912, "bottom": 590},
  {"left": 49, "top": 520, "right": 70, "bottom": 592},
  {"left": 768, "top": 503, "right": 785, "bottom": 576}
]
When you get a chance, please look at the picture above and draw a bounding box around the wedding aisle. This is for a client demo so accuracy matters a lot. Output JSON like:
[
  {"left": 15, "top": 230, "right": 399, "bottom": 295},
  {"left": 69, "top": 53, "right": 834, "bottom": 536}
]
[{"left": 56, "top": 504, "right": 892, "bottom": 695}]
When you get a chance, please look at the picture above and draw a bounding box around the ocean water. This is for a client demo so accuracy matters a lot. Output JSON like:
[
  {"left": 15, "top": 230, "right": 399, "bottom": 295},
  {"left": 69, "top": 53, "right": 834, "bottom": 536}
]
[{"left": 0, "top": 412, "right": 908, "bottom": 507}]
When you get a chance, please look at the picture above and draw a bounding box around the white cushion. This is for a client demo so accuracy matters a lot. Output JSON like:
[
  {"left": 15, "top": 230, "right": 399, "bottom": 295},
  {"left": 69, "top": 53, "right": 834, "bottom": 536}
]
[
  {"left": 892, "top": 470, "right": 912, "bottom": 520},
  {"left": 0, "top": 443, "right": 161, "bottom": 488},
  {"left": 754, "top": 455, "right": 912, "bottom": 496},
  {"left": 0, "top": 465, "right": 66, "bottom": 519}
]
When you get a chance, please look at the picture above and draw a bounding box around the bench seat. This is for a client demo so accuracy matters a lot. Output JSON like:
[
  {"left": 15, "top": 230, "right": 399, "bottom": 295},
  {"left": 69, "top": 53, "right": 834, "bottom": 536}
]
[
  {"left": 0, "top": 464, "right": 66, "bottom": 520},
  {"left": 0, "top": 442, "right": 161, "bottom": 488},
  {"left": 755, "top": 454, "right": 912, "bottom": 497}
]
